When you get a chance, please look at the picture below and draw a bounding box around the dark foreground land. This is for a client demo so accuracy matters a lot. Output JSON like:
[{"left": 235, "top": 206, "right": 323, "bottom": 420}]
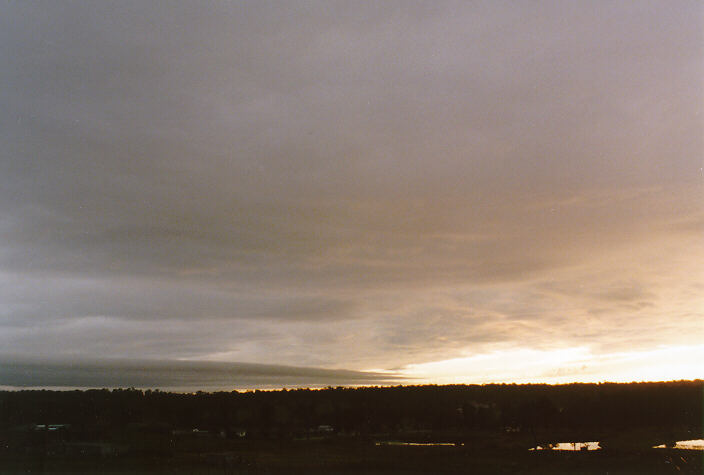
[
  {"left": 1, "top": 441, "right": 702, "bottom": 474},
  {"left": 0, "top": 381, "right": 701, "bottom": 473}
]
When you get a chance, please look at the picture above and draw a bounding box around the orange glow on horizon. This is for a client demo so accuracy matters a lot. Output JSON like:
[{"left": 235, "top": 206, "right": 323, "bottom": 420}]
[{"left": 394, "top": 344, "right": 704, "bottom": 385}]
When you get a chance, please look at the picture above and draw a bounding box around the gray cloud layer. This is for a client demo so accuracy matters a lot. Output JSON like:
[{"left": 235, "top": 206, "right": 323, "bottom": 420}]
[
  {"left": 0, "top": 1, "right": 702, "bottom": 385},
  {"left": 0, "top": 357, "right": 401, "bottom": 391}
]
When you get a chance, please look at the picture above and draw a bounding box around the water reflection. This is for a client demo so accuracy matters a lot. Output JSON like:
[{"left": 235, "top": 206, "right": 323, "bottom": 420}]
[
  {"left": 375, "top": 441, "right": 462, "bottom": 447},
  {"left": 653, "top": 439, "right": 704, "bottom": 450},
  {"left": 530, "top": 441, "right": 601, "bottom": 451}
]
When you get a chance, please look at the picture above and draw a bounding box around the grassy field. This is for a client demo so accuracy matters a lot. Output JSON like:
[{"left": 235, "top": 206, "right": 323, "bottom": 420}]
[{"left": 0, "top": 437, "right": 701, "bottom": 474}]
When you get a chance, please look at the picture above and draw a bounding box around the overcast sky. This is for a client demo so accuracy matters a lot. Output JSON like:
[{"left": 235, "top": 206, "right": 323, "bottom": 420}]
[{"left": 1, "top": 1, "right": 702, "bottom": 390}]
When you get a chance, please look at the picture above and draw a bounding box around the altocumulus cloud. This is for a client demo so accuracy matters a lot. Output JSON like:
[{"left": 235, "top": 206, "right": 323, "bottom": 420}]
[{"left": 0, "top": 1, "right": 702, "bottom": 386}]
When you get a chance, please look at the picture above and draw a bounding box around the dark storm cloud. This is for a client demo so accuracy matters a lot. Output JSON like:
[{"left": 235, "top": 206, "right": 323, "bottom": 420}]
[
  {"left": 0, "top": 356, "right": 401, "bottom": 391},
  {"left": 0, "top": 1, "right": 702, "bottom": 385}
]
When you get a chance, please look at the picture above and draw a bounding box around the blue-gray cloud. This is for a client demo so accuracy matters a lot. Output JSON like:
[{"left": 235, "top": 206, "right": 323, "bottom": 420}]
[
  {"left": 0, "top": 356, "right": 402, "bottom": 391},
  {"left": 0, "top": 1, "right": 701, "bottom": 385}
]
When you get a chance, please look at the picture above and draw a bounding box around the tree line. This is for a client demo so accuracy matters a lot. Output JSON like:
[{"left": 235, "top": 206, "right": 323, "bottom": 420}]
[{"left": 0, "top": 381, "right": 700, "bottom": 438}]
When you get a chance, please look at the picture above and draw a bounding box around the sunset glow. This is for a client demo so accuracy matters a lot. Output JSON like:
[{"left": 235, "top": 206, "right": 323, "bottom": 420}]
[
  {"left": 0, "top": 1, "right": 702, "bottom": 389},
  {"left": 398, "top": 344, "right": 704, "bottom": 385}
]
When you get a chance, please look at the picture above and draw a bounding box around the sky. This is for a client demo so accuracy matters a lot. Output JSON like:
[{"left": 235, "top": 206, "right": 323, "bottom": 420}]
[{"left": 1, "top": 1, "right": 702, "bottom": 390}]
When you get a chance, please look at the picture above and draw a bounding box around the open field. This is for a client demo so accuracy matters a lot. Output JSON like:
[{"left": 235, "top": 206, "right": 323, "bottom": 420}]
[{"left": 0, "top": 439, "right": 702, "bottom": 474}]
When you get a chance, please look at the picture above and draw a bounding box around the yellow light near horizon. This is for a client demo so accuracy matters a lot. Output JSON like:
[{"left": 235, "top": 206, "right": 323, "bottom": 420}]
[{"left": 397, "top": 344, "right": 704, "bottom": 384}]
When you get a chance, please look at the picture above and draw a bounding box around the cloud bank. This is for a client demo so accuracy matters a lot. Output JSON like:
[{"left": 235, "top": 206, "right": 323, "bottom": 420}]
[
  {"left": 0, "top": 1, "right": 702, "bottom": 386},
  {"left": 0, "top": 356, "right": 401, "bottom": 391}
]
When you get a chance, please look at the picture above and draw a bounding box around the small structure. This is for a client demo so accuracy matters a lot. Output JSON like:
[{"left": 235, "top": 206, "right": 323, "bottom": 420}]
[
  {"left": 32, "top": 424, "right": 71, "bottom": 432},
  {"left": 230, "top": 427, "right": 247, "bottom": 438}
]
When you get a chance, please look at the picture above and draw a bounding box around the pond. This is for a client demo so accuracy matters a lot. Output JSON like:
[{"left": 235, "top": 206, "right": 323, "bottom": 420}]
[
  {"left": 653, "top": 439, "right": 704, "bottom": 450},
  {"left": 375, "top": 441, "right": 463, "bottom": 447},
  {"left": 530, "top": 441, "right": 601, "bottom": 451}
]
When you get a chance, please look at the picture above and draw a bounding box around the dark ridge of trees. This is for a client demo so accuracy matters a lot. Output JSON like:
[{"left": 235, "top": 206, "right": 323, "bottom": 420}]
[{"left": 0, "top": 381, "right": 700, "bottom": 438}]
